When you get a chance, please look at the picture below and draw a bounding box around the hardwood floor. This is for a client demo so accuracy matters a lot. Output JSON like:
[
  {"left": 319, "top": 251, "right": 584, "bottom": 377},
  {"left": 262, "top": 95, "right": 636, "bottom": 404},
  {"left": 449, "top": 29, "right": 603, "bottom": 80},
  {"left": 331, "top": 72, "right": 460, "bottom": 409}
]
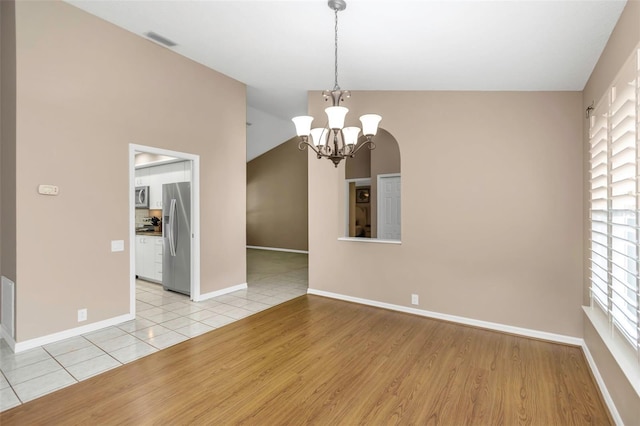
[{"left": 0, "top": 295, "right": 611, "bottom": 425}]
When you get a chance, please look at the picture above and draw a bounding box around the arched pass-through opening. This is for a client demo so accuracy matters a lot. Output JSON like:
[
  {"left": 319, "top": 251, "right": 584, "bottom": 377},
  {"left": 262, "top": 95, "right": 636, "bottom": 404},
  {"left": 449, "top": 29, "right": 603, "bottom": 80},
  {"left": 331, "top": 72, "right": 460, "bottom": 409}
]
[{"left": 344, "top": 129, "right": 401, "bottom": 241}]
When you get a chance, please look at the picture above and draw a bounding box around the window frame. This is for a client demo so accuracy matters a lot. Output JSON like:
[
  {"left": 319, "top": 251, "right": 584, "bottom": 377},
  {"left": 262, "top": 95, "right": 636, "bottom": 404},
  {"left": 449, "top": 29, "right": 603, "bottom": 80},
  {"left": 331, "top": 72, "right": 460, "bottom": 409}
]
[{"left": 587, "top": 46, "right": 640, "bottom": 397}]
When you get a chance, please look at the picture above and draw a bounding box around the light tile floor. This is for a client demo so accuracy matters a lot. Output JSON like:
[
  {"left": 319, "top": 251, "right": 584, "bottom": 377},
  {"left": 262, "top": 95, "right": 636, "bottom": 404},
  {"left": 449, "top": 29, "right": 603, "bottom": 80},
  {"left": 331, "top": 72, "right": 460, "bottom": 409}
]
[{"left": 0, "top": 249, "right": 307, "bottom": 412}]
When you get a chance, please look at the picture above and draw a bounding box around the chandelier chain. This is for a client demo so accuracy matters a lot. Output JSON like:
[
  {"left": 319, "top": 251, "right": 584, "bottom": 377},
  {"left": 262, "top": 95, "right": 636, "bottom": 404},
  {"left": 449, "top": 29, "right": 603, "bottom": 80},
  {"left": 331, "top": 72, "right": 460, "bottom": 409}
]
[{"left": 334, "top": 7, "right": 339, "bottom": 91}]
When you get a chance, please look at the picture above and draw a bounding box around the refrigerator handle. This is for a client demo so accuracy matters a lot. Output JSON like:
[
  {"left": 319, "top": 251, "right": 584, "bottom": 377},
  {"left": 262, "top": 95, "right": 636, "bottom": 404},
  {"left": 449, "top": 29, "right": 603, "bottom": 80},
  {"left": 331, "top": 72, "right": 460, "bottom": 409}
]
[{"left": 169, "top": 198, "right": 177, "bottom": 257}]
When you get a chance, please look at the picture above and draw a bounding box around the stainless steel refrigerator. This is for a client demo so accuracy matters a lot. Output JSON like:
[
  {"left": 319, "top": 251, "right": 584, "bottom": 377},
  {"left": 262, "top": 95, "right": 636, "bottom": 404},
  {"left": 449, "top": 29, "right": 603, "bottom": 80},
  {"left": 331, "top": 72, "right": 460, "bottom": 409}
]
[{"left": 162, "top": 182, "right": 191, "bottom": 296}]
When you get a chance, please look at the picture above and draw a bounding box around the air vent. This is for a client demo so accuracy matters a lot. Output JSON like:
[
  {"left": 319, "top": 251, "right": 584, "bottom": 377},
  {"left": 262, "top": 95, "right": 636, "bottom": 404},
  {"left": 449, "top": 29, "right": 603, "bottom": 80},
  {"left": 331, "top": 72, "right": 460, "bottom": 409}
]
[{"left": 144, "top": 31, "right": 177, "bottom": 47}]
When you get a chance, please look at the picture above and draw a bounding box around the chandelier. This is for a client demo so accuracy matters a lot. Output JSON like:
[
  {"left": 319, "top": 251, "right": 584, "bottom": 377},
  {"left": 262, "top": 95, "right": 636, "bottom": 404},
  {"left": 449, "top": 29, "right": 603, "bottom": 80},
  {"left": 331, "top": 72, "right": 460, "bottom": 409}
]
[{"left": 292, "top": 0, "right": 382, "bottom": 167}]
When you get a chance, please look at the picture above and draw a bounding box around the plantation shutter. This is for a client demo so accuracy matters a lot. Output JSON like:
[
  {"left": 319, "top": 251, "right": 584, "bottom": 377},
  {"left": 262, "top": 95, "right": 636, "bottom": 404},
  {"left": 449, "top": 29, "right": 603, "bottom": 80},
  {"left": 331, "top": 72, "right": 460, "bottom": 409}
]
[
  {"left": 589, "top": 101, "right": 609, "bottom": 311},
  {"left": 589, "top": 49, "right": 640, "bottom": 350},
  {"left": 610, "top": 58, "right": 639, "bottom": 344}
]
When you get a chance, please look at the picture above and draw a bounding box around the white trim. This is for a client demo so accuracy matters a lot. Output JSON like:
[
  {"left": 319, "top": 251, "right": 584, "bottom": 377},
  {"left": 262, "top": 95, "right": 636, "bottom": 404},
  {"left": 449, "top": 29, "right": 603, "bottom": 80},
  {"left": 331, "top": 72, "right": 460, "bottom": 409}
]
[
  {"left": 337, "top": 237, "right": 401, "bottom": 245},
  {"left": 583, "top": 305, "right": 640, "bottom": 397},
  {"left": 306, "top": 289, "right": 629, "bottom": 422},
  {"left": 1, "top": 276, "right": 15, "bottom": 339},
  {"left": 0, "top": 327, "right": 16, "bottom": 351},
  {"left": 344, "top": 178, "right": 372, "bottom": 237},
  {"left": 581, "top": 340, "right": 624, "bottom": 426},
  {"left": 129, "top": 144, "right": 201, "bottom": 309},
  {"left": 5, "top": 313, "right": 134, "bottom": 353},
  {"left": 191, "top": 158, "right": 201, "bottom": 300},
  {"left": 194, "top": 283, "right": 248, "bottom": 302},
  {"left": 246, "top": 246, "right": 309, "bottom": 254},
  {"left": 129, "top": 147, "right": 137, "bottom": 316},
  {"left": 307, "top": 288, "right": 583, "bottom": 346},
  {"left": 135, "top": 158, "right": 184, "bottom": 169},
  {"left": 344, "top": 178, "right": 372, "bottom": 186}
]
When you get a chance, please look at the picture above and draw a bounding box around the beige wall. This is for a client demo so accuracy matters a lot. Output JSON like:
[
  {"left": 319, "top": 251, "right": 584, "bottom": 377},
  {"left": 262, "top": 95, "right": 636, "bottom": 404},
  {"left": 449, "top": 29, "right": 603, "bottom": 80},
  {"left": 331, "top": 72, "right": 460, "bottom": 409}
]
[
  {"left": 581, "top": 1, "right": 640, "bottom": 424},
  {"left": 309, "top": 90, "right": 583, "bottom": 337},
  {"left": 345, "top": 145, "right": 370, "bottom": 179},
  {"left": 247, "top": 138, "right": 308, "bottom": 251},
  {"left": 7, "top": 0, "right": 246, "bottom": 342}
]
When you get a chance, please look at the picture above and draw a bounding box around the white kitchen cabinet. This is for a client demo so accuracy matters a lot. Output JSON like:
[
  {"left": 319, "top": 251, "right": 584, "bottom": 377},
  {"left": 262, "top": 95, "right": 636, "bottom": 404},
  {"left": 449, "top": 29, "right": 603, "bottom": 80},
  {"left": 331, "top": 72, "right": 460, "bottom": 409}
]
[
  {"left": 134, "top": 167, "right": 150, "bottom": 186},
  {"left": 148, "top": 173, "right": 163, "bottom": 209},
  {"left": 146, "top": 162, "right": 189, "bottom": 209},
  {"left": 136, "top": 235, "right": 162, "bottom": 283},
  {"left": 135, "top": 236, "right": 147, "bottom": 277},
  {"left": 153, "top": 237, "right": 163, "bottom": 282},
  {"left": 184, "top": 162, "right": 191, "bottom": 182}
]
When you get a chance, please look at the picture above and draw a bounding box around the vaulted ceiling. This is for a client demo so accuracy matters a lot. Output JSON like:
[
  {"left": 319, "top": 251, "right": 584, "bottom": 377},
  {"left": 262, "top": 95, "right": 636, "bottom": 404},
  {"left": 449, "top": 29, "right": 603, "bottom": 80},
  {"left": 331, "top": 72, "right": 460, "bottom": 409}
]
[{"left": 64, "top": 0, "right": 627, "bottom": 160}]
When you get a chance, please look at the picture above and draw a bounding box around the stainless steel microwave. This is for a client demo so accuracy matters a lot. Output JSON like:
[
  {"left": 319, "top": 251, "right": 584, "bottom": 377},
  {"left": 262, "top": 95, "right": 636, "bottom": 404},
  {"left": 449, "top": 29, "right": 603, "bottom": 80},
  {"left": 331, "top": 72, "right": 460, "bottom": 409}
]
[{"left": 135, "top": 186, "right": 149, "bottom": 209}]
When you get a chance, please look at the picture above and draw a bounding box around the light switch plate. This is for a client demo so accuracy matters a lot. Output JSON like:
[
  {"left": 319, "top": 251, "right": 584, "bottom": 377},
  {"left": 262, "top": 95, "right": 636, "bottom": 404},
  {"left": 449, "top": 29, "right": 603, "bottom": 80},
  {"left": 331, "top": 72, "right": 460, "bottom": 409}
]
[
  {"left": 111, "top": 240, "right": 125, "bottom": 252},
  {"left": 38, "top": 184, "right": 59, "bottom": 196}
]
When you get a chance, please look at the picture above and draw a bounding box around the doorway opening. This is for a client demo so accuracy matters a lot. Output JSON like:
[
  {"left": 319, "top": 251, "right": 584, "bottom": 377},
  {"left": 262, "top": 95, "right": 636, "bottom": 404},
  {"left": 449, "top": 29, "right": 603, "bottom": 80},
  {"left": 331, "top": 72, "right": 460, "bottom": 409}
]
[{"left": 128, "top": 144, "right": 201, "bottom": 316}]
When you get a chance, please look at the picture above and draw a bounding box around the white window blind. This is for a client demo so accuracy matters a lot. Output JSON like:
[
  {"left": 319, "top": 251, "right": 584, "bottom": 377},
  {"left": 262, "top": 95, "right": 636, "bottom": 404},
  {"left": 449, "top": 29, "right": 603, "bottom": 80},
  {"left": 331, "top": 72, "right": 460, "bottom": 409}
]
[{"left": 589, "top": 49, "right": 640, "bottom": 351}]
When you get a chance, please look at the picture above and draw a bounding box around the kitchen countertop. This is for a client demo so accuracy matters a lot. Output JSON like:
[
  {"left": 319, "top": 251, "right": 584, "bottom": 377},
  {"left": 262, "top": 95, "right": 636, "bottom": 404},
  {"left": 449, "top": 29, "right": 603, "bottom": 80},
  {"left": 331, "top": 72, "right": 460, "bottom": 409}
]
[{"left": 136, "top": 231, "right": 162, "bottom": 237}]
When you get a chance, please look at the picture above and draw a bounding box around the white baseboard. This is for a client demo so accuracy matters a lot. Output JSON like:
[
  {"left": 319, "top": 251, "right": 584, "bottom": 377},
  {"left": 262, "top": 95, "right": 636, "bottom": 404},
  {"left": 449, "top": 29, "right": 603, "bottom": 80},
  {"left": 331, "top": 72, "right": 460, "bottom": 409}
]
[
  {"left": 4, "top": 283, "right": 243, "bottom": 353},
  {"left": 307, "top": 288, "right": 582, "bottom": 345},
  {"left": 247, "top": 245, "right": 309, "bottom": 254},
  {"left": 196, "top": 283, "right": 248, "bottom": 302},
  {"left": 581, "top": 342, "right": 624, "bottom": 425},
  {"left": 306, "top": 288, "right": 626, "bottom": 423},
  {"left": 5, "top": 313, "right": 134, "bottom": 353}
]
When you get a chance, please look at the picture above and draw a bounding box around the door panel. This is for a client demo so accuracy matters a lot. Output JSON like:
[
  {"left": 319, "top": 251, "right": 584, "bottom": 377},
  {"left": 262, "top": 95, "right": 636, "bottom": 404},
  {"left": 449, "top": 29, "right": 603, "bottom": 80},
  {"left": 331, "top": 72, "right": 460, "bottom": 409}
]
[{"left": 378, "top": 175, "right": 401, "bottom": 240}]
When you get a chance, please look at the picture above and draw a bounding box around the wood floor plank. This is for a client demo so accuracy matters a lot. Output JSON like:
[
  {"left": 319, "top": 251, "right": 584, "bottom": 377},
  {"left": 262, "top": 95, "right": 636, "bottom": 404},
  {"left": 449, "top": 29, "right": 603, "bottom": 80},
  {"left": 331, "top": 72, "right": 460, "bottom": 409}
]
[{"left": 0, "top": 295, "right": 612, "bottom": 425}]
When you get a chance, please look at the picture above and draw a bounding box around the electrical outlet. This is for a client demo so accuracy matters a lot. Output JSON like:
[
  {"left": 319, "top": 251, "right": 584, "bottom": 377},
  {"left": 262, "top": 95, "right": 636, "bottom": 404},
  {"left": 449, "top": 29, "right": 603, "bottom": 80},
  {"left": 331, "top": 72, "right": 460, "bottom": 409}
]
[
  {"left": 411, "top": 294, "right": 419, "bottom": 305},
  {"left": 78, "top": 308, "right": 87, "bottom": 322}
]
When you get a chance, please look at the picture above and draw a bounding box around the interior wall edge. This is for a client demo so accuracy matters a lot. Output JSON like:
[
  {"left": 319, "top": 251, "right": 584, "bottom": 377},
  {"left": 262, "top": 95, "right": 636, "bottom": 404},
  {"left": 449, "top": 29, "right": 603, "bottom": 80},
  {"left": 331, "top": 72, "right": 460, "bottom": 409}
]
[
  {"left": 306, "top": 288, "right": 582, "bottom": 344},
  {"left": 195, "top": 283, "right": 248, "bottom": 303},
  {"left": 307, "top": 288, "right": 623, "bottom": 424},
  {"left": 581, "top": 339, "right": 625, "bottom": 425},
  {"left": 246, "top": 245, "right": 309, "bottom": 254}
]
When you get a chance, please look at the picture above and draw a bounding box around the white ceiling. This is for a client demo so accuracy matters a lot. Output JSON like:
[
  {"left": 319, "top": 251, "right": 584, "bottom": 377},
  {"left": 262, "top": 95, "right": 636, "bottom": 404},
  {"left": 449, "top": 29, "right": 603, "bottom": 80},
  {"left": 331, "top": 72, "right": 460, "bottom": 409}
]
[{"left": 64, "top": 0, "right": 627, "bottom": 160}]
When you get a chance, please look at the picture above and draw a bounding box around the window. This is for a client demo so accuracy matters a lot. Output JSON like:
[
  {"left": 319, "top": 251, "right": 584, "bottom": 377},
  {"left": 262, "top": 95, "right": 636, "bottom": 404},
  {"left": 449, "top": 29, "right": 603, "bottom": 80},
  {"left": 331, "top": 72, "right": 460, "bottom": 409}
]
[{"left": 588, "top": 48, "right": 640, "bottom": 352}]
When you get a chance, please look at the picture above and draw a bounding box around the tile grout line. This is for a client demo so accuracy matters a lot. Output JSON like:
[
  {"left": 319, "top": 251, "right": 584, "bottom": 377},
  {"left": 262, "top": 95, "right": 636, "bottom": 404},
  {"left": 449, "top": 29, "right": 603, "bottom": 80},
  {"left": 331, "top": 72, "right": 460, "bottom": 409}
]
[
  {"left": 0, "top": 369, "right": 24, "bottom": 406},
  {"left": 41, "top": 344, "right": 80, "bottom": 385},
  {"left": 0, "top": 250, "right": 308, "bottom": 412}
]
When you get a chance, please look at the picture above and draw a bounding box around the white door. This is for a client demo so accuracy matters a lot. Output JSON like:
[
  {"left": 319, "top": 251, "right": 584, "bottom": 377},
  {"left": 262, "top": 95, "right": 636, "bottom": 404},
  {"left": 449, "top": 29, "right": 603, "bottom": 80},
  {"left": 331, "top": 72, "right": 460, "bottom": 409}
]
[{"left": 377, "top": 174, "right": 401, "bottom": 240}]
